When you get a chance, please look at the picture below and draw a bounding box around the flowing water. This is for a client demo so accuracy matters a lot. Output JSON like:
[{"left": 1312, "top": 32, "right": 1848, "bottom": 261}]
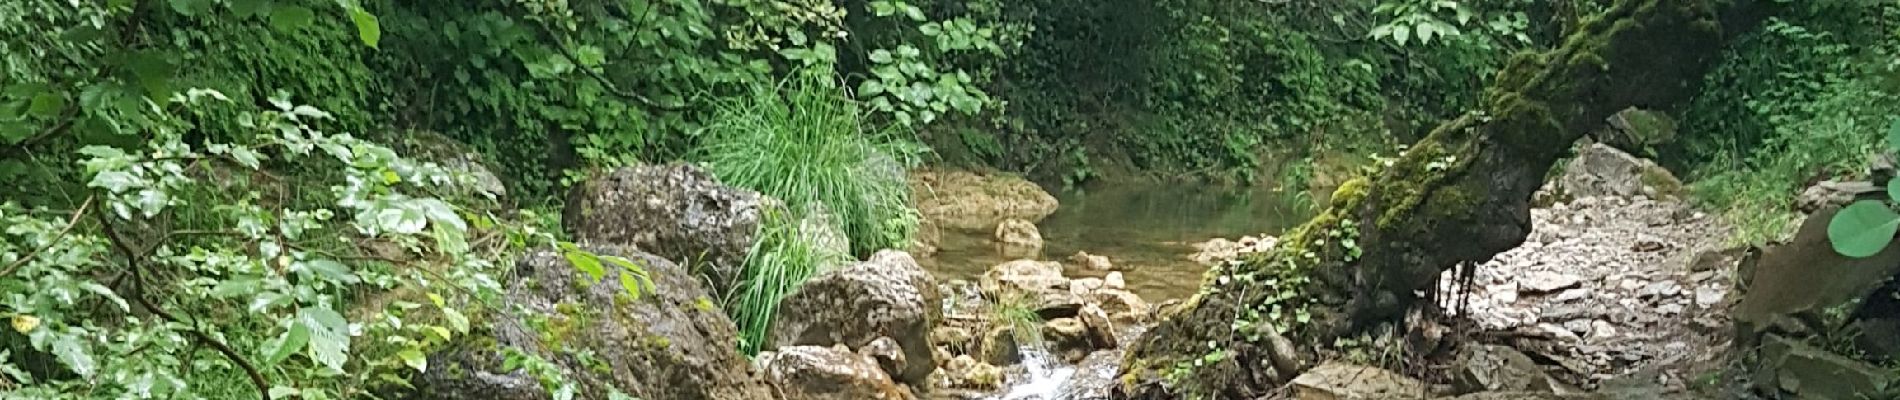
[{"left": 918, "top": 182, "right": 1321, "bottom": 399}]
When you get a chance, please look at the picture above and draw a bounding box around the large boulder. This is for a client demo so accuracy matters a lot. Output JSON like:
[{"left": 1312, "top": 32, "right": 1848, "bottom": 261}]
[
  {"left": 1596, "top": 107, "right": 1677, "bottom": 153},
  {"left": 1753, "top": 334, "right": 1895, "bottom": 400},
  {"left": 416, "top": 246, "right": 771, "bottom": 400},
  {"left": 1451, "top": 345, "right": 1558, "bottom": 394},
  {"left": 910, "top": 169, "right": 1059, "bottom": 232},
  {"left": 1558, "top": 143, "right": 1682, "bottom": 200},
  {"left": 1735, "top": 207, "right": 1900, "bottom": 337},
  {"left": 564, "top": 163, "right": 770, "bottom": 297},
  {"left": 994, "top": 218, "right": 1044, "bottom": 258},
  {"left": 768, "top": 250, "right": 941, "bottom": 386},
  {"left": 758, "top": 345, "right": 915, "bottom": 400}
]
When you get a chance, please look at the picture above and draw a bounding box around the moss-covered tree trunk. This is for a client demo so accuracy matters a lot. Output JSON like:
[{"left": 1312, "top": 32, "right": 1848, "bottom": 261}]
[{"left": 1116, "top": 1, "right": 1769, "bottom": 398}]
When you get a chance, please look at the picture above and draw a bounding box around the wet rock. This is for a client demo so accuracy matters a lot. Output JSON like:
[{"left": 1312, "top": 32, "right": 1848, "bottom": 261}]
[
  {"left": 1521, "top": 273, "right": 1583, "bottom": 294},
  {"left": 1088, "top": 288, "right": 1151, "bottom": 324},
  {"left": 910, "top": 169, "right": 1059, "bottom": 232},
  {"left": 859, "top": 336, "right": 908, "bottom": 383},
  {"left": 1078, "top": 303, "right": 1118, "bottom": 349},
  {"left": 760, "top": 345, "right": 915, "bottom": 400},
  {"left": 1452, "top": 344, "right": 1558, "bottom": 394},
  {"left": 1755, "top": 333, "right": 1895, "bottom": 400},
  {"left": 769, "top": 250, "right": 940, "bottom": 386},
  {"left": 981, "top": 259, "right": 1082, "bottom": 318},
  {"left": 1559, "top": 143, "right": 1681, "bottom": 200},
  {"left": 978, "top": 326, "right": 1021, "bottom": 366},
  {"left": 1289, "top": 362, "right": 1428, "bottom": 400},
  {"left": 1069, "top": 251, "right": 1114, "bottom": 271},
  {"left": 994, "top": 218, "right": 1043, "bottom": 249},
  {"left": 416, "top": 246, "right": 770, "bottom": 400},
  {"left": 1043, "top": 318, "right": 1093, "bottom": 363},
  {"left": 935, "top": 355, "right": 1004, "bottom": 391},
  {"left": 564, "top": 163, "right": 768, "bottom": 296}
]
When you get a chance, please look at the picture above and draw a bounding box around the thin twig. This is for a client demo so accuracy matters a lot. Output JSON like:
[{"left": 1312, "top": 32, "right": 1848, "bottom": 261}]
[
  {"left": 96, "top": 213, "right": 272, "bottom": 400},
  {"left": 1, "top": 195, "right": 94, "bottom": 277}
]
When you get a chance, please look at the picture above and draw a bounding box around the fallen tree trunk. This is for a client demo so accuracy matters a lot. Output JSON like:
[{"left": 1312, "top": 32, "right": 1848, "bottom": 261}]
[{"left": 1116, "top": 1, "right": 1770, "bottom": 398}]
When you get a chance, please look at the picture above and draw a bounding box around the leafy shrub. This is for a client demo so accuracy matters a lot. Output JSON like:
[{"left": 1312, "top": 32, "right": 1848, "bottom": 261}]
[
  {"left": 0, "top": 91, "right": 559, "bottom": 399},
  {"left": 697, "top": 76, "right": 922, "bottom": 257}
]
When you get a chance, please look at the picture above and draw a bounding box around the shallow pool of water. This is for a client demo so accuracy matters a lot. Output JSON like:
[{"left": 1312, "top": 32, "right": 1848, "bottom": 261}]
[{"left": 918, "top": 182, "right": 1320, "bottom": 301}]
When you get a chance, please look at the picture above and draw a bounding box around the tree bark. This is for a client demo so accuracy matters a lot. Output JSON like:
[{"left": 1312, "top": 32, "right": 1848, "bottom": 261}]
[{"left": 1115, "top": 1, "right": 1771, "bottom": 398}]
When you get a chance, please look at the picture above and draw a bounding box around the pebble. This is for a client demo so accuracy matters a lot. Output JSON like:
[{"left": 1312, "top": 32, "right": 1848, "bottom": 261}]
[
  {"left": 1694, "top": 286, "right": 1724, "bottom": 307},
  {"left": 1104, "top": 272, "right": 1126, "bottom": 290},
  {"left": 1590, "top": 320, "right": 1619, "bottom": 340},
  {"left": 1564, "top": 319, "right": 1594, "bottom": 336},
  {"left": 1521, "top": 272, "right": 1583, "bottom": 293},
  {"left": 1554, "top": 288, "right": 1592, "bottom": 302},
  {"left": 1539, "top": 323, "right": 1581, "bottom": 342}
]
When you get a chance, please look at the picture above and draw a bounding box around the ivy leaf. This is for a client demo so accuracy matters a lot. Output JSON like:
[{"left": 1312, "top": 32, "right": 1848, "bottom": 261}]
[
  {"left": 52, "top": 334, "right": 96, "bottom": 377},
  {"left": 1828, "top": 200, "right": 1900, "bottom": 258},
  {"left": 270, "top": 6, "right": 316, "bottom": 32},
  {"left": 263, "top": 323, "right": 311, "bottom": 366},
  {"left": 89, "top": 170, "right": 138, "bottom": 193},
  {"left": 376, "top": 206, "right": 428, "bottom": 234},
  {"left": 859, "top": 80, "right": 886, "bottom": 97},
  {"left": 397, "top": 349, "right": 427, "bottom": 372},
  {"left": 349, "top": 7, "right": 382, "bottom": 49},
  {"left": 869, "top": 49, "right": 893, "bottom": 64},
  {"left": 416, "top": 199, "right": 466, "bottom": 231},
  {"left": 902, "top": 5, "right": 926, "bottom": 21}
]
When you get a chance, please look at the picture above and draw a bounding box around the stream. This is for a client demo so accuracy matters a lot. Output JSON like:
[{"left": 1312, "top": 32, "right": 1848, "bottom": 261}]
[{"left": 918, "top": 182, "right": 1320, "bottom": 399}]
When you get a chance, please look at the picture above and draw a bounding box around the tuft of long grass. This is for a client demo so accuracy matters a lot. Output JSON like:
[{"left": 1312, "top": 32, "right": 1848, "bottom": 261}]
[
  {"left": 702, "top": 75, "right": 917, "bottom": 355},
  {"left": 1690, "top": 78, "right": 1888, "bottom": 245},
  {"left": 729, "top": 210, "right": 847, "bottom": 355},
  {"left": 697, "top": 75, "right": 921, "bottom": 258}
]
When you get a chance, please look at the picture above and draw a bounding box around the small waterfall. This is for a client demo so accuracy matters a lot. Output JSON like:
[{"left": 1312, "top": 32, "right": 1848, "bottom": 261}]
[{"left": 993, "top": 344, "right": 1075, "bottom": 400}]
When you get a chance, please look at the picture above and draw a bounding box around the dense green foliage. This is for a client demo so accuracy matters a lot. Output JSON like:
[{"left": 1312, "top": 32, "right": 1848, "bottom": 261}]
[
  {"left": 1678, "top": 2, "right": 1900, "bottom": 244},
  {"left": 5, "top": 0, "right": 1899, "bottom": 397}
]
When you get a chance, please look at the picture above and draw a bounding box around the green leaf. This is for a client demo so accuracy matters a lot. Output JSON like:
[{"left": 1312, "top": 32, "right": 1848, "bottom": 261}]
[
  {"left": 270, "top": 6, "right": 315, "bottom": 32},
  {"left": 1886, "top": 119, "right": 1900, "bottom": 153},
  {"left": 298, "top": 259, "right": 361, "bottom": 285},
  {"left": 441, "top": 306, "right": 471, "bottom": 333},
  {"left": 229, "top": 0, "right": 270, "bottom": 18},
  {"left": 52, "top": 335, "right": 96, "bottom": 377},
  {"left": 299, "top": 307, "right": 351, "bottom": 372},
  {"left": 263, "top": 323, "right": 311, "bottom": 366},
  {"left": 1890, "top": 177, "right": 1900, "bottom": 203},
  {"left": 269, "top": 386, "right": 302, "bottom": 399},
  {"left": 350, "top": 7, "right": 382, "bottom": 49},
  {"left": 563, "top": 250, "right": 606, "bottom": 282},
  {"left": 1828, "top": 200, "right": 1900, "bottom": 258},
  {"left": 869, "top": 49, "right": 893, "bottom": 64},
  {"left": 398, "top": 349, "right": 427, "bottom": 372},
  {"left": 27, "top": 93, "right": 64, "bottom": 118},
  {"left": 859, "top": 80, "right": 885, "bottom": 97},
  {"left": 168, "top": 0, "right": 212, "bottom": 16}
]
